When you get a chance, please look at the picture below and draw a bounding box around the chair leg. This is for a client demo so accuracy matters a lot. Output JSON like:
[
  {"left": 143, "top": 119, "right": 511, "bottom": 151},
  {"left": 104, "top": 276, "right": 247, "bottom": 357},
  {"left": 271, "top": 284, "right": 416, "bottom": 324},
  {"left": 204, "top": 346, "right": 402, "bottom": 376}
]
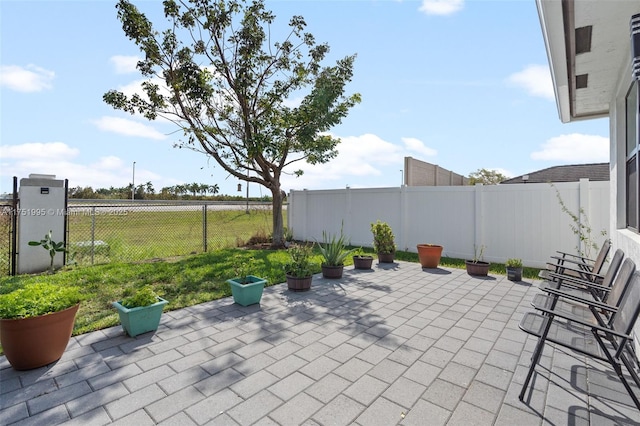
[{"left": 519, "top": 316, "right": 553, "bottom": 401}]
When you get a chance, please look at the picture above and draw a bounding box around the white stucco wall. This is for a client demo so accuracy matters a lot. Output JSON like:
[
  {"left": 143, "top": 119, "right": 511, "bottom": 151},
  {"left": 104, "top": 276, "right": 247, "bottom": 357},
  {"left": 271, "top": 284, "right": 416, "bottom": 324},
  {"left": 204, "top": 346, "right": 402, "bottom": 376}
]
[{"left": 610, "top": 52, "right": 640, "bottom": 354}]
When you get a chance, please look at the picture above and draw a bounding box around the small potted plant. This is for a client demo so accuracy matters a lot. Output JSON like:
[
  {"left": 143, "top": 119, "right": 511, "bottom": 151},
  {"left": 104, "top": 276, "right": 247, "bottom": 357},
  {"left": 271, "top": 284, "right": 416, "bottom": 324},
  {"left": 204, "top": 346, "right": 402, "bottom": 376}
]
[
  {"left": 352, "top": 248, "right": 374, "bottom": 270},
  {"left": 505, "top": 258, "right": 523, "bottom": 281},
  {"left": 465, "top": 245, "right": 490, "bottom": 277},
  {"left": 226, "top": 254, "right": 267, "bottom": 306},
  {"left": 371, "top": 220, "right": 396, "bottom": 263},
  {"left": 318, "top": 227, "right": 358, "bottom": 279},
  {"left": 112, "top": 285, "right": 168, "bottom": 337},
  {"left": 284, "top": 243, "right": 315, "bottom": 291},
  {"left": 0, "top": 282, "right": 83, "bottom": 370}
]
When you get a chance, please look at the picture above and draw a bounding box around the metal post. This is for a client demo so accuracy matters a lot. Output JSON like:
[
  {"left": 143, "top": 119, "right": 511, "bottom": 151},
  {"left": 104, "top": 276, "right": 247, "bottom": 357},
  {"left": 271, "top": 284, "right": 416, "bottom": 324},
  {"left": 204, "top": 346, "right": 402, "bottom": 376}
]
[
  {"left": 132, "top": 161, "right": 136, "bottom": 201},
  {"left": 246, "top": 179, "right": 249, "bottom": 214},
  {"left": 202, "top": 205, "right": 207, "bottom": 252},
  {"left": 91, "top": 207, "right": 96, "bottom": 265}
]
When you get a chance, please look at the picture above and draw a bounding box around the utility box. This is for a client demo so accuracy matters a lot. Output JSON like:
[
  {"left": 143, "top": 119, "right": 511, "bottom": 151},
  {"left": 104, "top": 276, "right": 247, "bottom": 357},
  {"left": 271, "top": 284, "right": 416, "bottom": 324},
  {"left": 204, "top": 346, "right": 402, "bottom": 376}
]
[{"left": 17, "top": 174, "right": 66, "bottom": 274}]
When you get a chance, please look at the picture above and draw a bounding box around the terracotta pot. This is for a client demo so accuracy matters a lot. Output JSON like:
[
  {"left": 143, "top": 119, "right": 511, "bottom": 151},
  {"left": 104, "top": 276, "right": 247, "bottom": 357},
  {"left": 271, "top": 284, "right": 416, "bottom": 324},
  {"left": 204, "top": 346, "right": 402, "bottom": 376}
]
[
  {"left": 322, "top": 265, "right": 344, "bottom": 279},
  {"left": 417, "top": 244, "right": 443, "bottom": 268},
  {"left": 466, "top": 260, "right": 490, "bottom": 277},
  {"left": 353, "top": 255, "right": 374, "bottom": 270},
  {"left": 287, "top": 275, "right": 312, "bottom": 292},
  {"left": 377, "top": 252, "right": 395, "bottom": 263},
  {"left": 0, "top": 304, "right": 79, "bottom": 370}
]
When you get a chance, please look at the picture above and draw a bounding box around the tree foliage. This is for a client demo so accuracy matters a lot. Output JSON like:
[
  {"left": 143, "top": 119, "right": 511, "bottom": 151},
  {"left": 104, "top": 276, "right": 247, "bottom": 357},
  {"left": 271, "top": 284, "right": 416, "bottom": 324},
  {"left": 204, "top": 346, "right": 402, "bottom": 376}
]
[
  {"left": 468, "top": 168, "right": 508, "bottom": 185},
  {"left": 104, "top": 0, "right": 361, "bottom": 246}
]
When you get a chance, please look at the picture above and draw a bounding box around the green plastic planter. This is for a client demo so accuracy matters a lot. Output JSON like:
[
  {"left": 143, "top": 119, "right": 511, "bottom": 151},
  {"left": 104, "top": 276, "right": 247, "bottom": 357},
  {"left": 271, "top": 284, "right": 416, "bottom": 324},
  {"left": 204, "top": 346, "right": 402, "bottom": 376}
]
[
  {"left": 227, "top": 276, "right": 267, "bottom": 306},
  {"left": 112, "top": 297, "right": 168, "bottom": 337}
]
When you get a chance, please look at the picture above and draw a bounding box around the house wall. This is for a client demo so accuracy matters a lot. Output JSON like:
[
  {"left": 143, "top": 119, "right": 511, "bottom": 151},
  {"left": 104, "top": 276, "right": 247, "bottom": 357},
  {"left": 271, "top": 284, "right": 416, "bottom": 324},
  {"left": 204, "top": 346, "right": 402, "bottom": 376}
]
[
  {"left": 288, "top": 180, "right": 609, "bottom": 269},
  {"left": 404, "top": 157, "right": 468, "bottom": 186},
  {"left": 610, "top": 51, "right": 640, "bottom": 351}
]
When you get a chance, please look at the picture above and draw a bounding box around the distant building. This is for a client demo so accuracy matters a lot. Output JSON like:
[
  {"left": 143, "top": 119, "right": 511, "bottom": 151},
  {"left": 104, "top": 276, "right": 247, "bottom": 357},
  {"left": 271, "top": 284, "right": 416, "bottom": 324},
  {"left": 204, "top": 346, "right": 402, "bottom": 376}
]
[
  {"left": 404, "top": 157, "right": 469, "bottom": 186},
  {"left": 500, "top": 163, "right": 609, "bottom": 185}
]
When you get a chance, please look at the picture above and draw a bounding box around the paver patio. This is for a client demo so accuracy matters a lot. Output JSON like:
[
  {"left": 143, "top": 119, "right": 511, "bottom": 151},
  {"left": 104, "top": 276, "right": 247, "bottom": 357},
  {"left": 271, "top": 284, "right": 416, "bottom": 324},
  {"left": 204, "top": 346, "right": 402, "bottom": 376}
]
[{"left": 1, "top": 261, "right": 639, "bottom": 425}]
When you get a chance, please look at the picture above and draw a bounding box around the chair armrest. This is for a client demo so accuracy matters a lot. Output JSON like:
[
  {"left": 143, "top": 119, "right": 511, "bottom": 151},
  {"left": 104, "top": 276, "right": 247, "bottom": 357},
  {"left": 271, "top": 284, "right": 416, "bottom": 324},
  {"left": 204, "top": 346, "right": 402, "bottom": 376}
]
[
  {"left": 531, "top": 305, "right": 632, "bottom": 340},
  {"left": 543, "top": 266, "right": 604, "bottom": 282},
  {"left": 554, "top": 251, "right": 595, "bottom": 264},
  {"left": 538, "top": 286, "right": 617, "bottom": 312},
  {"left": 540, "top": 274, "right": 611, "bottom": 293},
  {"left": 549, "top": 255, "right": 594, "bottom": 270}
]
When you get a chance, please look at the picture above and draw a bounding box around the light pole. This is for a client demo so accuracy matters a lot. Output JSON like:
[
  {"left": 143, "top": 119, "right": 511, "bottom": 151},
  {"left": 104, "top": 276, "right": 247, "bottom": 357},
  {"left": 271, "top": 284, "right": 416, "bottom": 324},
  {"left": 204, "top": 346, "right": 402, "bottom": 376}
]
[
  {"left": 132, "top": 161, "right": 136, "bottom": 201},
  {"left": 400, "top": 169, "right": 403, "bottom": 186}
]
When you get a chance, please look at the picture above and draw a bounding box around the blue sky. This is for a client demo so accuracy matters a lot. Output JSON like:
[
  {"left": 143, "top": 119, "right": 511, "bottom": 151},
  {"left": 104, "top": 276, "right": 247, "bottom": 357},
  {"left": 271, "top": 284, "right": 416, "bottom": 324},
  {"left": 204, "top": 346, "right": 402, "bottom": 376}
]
[{"left": 0, "top": 0, "right": 609, "bottom": 197}]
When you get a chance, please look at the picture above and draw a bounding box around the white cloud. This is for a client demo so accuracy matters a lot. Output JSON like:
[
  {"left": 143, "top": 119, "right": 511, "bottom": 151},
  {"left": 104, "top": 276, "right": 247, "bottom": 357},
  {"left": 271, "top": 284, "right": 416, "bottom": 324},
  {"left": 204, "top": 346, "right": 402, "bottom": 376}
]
[
  {"left": 281, "top": 133, "right": 432, "bottom": 191},
  {"left": 507, "top": 65, "right": 554, "bottom": 100},
  {"left": 0, "top": 64, "right": 55, "bottom": 92},
  {"left": 0, "top": 142, "right": 162, "bottom": 190},
  {"left": 0, "top": 142, "right": 79, "bottom": 160},
  {"left": 401, "top": 137, "right": 437, "bottom": 157},
  {"left": 92, "top": 116, "right": 167, "bottom": 140},
  {"left": 419, "top": 0, "right": 464, "bottom": 15},
  {"left": 109, "top": 55, "right": 140, "bottom": 74},
  {"left": 531, "top": 133, "right": 609, "bottom": 162}
]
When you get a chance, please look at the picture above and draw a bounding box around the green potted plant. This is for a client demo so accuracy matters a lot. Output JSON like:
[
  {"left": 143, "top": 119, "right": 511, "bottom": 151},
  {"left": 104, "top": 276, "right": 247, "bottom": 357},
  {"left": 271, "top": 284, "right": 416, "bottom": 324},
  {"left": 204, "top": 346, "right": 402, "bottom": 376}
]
[
  {"left": 284, "top": 243, "right": 315, "bottom": 291},
  {"left": 505, "top": 258, "right": 523, "bottom": 281},
  {"left": 317, "top": 227, "right": 358, "bottom": 279},
  {"left": 226, "top": 254, "right": 267, "bottom": 306},
  {"left": 371, "top": 220, "right": 396, "bottom": 263},
  {"left": 465, "top": 245, "right": 490, "bottom": 277},
  {"left": 352, "top": 248, "right": 374, "bottom": 270},
  {"left": 112, "top": 285, "right": 168, "bottom": 337},
  {"left": 0, "top": 282, "right": 83, "bottom": 370}
]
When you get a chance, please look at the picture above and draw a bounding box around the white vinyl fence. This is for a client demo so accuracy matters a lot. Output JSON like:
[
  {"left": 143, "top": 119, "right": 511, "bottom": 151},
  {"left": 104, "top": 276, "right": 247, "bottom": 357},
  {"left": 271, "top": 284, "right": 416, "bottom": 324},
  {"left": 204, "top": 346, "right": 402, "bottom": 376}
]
[{"left": 287, "top": 179, "right": 609, "bottom": 268}]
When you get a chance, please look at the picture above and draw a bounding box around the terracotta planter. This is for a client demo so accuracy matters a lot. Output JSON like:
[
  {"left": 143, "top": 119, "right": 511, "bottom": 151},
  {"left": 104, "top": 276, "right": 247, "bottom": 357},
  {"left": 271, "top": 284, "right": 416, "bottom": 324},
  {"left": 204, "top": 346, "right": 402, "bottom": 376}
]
[
  {"left": 353, "top": 255, "right": 374, "bottom": 270},
  {"left": 322, "top": 265, "right": 344, "bottom": 279},
  {"left": 377, "top": 252, "right": 395, "bottom": 263},
  {"left": 466, "top": 260, "right": 490, "bottom": 277},
  {"left": 287, "top": 275, "right": 312, "bottom": 292},
  {"left": 417, "top": 244, "right": 443, "bottom": 268},
  {"left": 0, "top": 304, "right": 79, "bottom": 370}
]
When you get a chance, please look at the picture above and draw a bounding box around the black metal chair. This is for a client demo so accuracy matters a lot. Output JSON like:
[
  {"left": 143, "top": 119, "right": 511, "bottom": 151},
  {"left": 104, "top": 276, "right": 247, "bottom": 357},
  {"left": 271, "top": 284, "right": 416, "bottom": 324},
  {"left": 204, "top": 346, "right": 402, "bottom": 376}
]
[
  {"left": 519, "top": 260, "right": 640, "bottom": 410},
  {"left": 539, "top": 238, "right": 611, "bottom": 284},
  {"left": 537, "top": 248, "right": 624, "bottom": 303}
]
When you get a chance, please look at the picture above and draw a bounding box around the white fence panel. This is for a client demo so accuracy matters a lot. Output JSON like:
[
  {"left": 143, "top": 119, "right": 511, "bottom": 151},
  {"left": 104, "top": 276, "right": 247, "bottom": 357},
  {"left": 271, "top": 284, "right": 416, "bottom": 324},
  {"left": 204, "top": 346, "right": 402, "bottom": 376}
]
[{"left": 288, "top": 179, "right": 609, "bottom": 268}]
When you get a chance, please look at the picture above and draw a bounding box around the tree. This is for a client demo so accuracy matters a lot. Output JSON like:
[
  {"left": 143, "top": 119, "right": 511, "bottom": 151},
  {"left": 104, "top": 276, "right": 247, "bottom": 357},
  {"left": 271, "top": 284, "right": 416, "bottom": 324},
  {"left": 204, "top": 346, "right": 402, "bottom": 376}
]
[
  {"left": 104, "top": 0, "right": 361, "bottom": 247},
  {"left": 468, "top": 168, "right": 508, "bottom": 185}
]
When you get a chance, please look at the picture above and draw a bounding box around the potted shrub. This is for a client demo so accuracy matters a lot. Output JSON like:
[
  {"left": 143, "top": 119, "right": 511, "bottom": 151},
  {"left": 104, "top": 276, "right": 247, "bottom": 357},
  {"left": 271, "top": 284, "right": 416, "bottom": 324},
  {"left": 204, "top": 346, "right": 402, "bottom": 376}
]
[
  {"left": 505, "top": 258, "right": 523, "bottom": 281},
  {"left": 416, "top": 244, "right": 443, "bottom": 268},
  {"left": 226, "top": 254, "right": 267, "bottom": 306},
  {"left": 0, "top": 282, "right": 83, "bottom": 370},
  {"left": 318, "top": 228, "right": 358, "bottom": 279},
  {"left": 352, "top": 248, "right": 374, "bottom": 270},
  {"left": 284, "top": 243, "right": 315, "bottom": 291},
  {"left": 112, "top": 285, "right": 168, "bottom": 337},
  {"left": 371, "top": 220, "right": 396, "bottom": 263},
  {"left": 465, "top": 245, "right": 490, "bottom": 277}
]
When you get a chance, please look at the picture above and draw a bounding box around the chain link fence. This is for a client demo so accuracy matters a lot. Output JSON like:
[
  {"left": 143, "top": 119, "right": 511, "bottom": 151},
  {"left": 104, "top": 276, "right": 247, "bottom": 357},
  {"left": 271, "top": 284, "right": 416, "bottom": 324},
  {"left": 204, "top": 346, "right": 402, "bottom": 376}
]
[
  {"left": 64, "top": 201, "right": 283, "bottom": 267},
  {"left": 0, "top": 203, "right": 13, "bottom": 276}
]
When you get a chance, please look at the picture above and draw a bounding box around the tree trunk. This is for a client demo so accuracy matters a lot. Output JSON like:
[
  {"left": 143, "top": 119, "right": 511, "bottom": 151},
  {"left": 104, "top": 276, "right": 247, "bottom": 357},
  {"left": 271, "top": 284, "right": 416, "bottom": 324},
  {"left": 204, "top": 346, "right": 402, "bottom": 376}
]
[{"left": 271, "top": 188, "right": 285, "bottom": 248}]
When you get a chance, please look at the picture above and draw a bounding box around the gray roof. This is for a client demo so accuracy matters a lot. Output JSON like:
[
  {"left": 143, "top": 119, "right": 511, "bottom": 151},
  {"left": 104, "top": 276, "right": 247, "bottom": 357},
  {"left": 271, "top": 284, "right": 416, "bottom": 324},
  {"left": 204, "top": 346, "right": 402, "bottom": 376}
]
[{"left": 501, "top": 163, "right": 609, "bottom": 184}]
